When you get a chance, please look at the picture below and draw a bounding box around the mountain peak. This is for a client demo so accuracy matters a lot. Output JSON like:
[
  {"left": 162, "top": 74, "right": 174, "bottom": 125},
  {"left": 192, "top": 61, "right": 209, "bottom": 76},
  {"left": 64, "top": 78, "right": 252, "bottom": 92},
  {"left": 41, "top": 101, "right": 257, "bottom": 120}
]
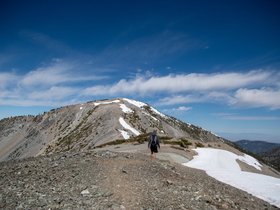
[{"left": 0, "top": 98, "right": 223, "bottom": 161}]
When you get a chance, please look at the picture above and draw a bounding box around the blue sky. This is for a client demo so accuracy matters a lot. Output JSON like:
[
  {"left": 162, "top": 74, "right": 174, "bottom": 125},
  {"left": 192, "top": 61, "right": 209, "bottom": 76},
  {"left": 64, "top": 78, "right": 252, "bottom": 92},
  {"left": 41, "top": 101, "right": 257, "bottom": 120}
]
[{"left": 1, "top": 0, "right": 280, "bottom": 142}]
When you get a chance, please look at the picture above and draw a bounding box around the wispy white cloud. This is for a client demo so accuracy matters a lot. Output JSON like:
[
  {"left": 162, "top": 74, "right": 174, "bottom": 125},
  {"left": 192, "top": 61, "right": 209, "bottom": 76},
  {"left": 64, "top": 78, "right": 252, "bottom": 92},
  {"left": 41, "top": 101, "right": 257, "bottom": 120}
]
[
  {"left": 21, "top": 61, "right": 71, "bottom": 87},
  {"left": 0, "top": 72, "right": 18, "bottom": 89},
  {"left": 159, "top": 88, "right": 280, "bottom": 110},
  {"left": 0, "top": 59, "right": 105, "bottom": 106},
  {"left": 29, "top": 86, "right": 79, "bottom": 100},
  {"left": 215, "top": 113, "right": 280, "bottom": 121},
  {"left": 82, "top": 70, "right": 275, "bottom": 96},
  {"left": 1, "top": 63, "right": 280, "bottom": 110},
  {"left": 81, "top": 70, "right": 280, "bottom": 110},
  {"left": 163, "top": 106, "right": 192, "bottom": 112},
  {"left": 159, "top": 95, "right": 204, "bottom": 105},
  {"left": 20, "top": 59, "right": 104, "bottom": 87},
  {"left": 0, "top": 98, "right": 80, "bottom": 107},
  {"left": 177, "top": 106, "right": 192, "bottom": 111},
  {"left": 158, "top": 91, "right": 235, "bottom": 106},
  {"left": 232, "top": 88, "right": 280, "bottom": 109}
]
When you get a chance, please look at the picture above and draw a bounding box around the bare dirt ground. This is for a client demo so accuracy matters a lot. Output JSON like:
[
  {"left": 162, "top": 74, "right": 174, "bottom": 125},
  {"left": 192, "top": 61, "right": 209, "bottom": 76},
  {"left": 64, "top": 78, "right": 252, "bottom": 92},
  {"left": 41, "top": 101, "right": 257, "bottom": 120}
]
[
  {"left": 0, "top": 150, "right": 278, "bottom": 210},
  {"left": 96, "top": 142, "right": 280, "bottom": 178}
]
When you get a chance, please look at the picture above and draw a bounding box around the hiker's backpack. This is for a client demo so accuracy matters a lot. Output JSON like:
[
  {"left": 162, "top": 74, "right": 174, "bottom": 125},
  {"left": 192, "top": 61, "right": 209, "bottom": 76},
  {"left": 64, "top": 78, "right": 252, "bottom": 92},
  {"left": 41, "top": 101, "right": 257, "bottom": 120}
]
[{"left": 151, "top": 135, "right": 157, "bottom": 146}]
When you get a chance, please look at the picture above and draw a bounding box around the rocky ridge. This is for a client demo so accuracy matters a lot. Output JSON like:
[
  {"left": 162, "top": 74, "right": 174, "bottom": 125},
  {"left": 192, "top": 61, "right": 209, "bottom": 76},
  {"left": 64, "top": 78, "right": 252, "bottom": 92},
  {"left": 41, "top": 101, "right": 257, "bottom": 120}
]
[
  {"left": 0, "top": 98, "right": 224, "bottom": 161},
  {"left": 0, "top": 150, "right": 278, "bottom": 210}
]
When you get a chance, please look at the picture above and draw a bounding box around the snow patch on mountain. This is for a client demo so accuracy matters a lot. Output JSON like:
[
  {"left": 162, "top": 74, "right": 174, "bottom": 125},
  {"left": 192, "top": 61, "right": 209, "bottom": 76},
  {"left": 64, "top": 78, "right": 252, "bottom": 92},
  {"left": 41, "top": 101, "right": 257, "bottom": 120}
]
[
  {"left": 94, "top": 100, "right": 120, "bottom": 106},
  {"left": 123, "top": 98, "right": 147, "bottom": 108},
  {"left": 123, "top": 98, "right": 167, "bottom": 119},
  {"left": 150, "top": 107, "right": 167, "bottom": 118},
  {"left": 118, "top": 129, "right": 130, "bottom": 139},
  {"left": 119, "top": 104, "right": 133, "bottom": 113},
  {"left": 183, "top": 148, "right": 280, "bottom": 207},
  {"left": 238, "top": 154, "right": 262, "bottom": 170},
  {"left": 119, "top": 117, "right": 140, "bottom": 136},
  {"left": 143, "top": 111, "right": 159, "bottom": 121},
  {"left": 210, "top": 131, "right": 221, "bottom": 138}
]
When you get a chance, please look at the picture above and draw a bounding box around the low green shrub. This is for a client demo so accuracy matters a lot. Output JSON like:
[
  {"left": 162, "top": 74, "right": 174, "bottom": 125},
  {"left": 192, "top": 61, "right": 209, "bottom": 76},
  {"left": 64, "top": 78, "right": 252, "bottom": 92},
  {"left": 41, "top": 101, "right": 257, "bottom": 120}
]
[{"left": 195, "top": 142, "right": 204, "bottom": 147}]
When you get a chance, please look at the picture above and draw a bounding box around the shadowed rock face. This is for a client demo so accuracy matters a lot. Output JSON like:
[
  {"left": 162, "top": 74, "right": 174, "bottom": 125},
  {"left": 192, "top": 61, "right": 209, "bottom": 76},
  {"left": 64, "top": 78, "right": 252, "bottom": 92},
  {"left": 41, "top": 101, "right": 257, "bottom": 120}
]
[{"left": 0, "top": 98, "right": 224, "bottom": 161}]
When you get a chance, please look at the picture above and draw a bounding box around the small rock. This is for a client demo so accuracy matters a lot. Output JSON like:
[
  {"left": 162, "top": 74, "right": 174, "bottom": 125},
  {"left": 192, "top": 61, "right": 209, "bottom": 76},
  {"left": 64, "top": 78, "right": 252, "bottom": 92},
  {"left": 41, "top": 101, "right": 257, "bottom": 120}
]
[
  {"left": 165, "top": 179, "right": 173, "bottom": 185},
  {"left": 120, "top": 205, "right": 126, "bottom": 210},
  {"left": 122, "top": 169, "right": 128, "bottom": 174},
  {"left": 0, "top": 202, "right": 6, "bottom": 208},
  {"left": 195, "top": 195, "right": 202, "bottom": 201},
  {"left": 103, "top": 192, "right": 113, "bottom": 197},
  {"left": 222, "top": 203, "right": 229, "bottom": 209},
  {"left": 81, "top": 189, "right": 90, "bottom": 196},
  {"left": 52, "top": 163, "right": 59, "bottom": 167}
]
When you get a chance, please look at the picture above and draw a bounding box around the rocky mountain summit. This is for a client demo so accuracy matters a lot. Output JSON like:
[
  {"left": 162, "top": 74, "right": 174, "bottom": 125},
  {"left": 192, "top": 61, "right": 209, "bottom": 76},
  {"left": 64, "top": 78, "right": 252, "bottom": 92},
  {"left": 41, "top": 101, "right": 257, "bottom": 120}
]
[
  {"left": 0, "top": 98, "right": 223, "bottom": 161},
  {"left": 1, "top": 150, "right": 278, "bottom": 210}
]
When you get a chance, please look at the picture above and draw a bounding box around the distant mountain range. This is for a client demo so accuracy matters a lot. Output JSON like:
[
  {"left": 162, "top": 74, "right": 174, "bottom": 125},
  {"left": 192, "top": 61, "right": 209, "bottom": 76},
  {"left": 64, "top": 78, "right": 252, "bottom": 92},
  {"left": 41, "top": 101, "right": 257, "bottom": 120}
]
[
  {"left": 234, "top": 140, "right": 280, "bottom": 171},
  {"left": 234, "top": 140, "right": 280, "bottom": 154},
  {"left": 261, "top": 146, "right": 280, "bottom": 171}
]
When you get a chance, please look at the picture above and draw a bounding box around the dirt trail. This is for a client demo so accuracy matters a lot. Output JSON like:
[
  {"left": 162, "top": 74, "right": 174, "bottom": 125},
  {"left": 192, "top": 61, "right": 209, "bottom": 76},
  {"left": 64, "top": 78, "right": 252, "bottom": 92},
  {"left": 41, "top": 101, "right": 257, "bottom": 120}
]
[
  {"left": 96, "top": 142, "right": 280, "bottom": 178},
  {"left": 95, "top": 143, "right": 192, "bottom": 163}
]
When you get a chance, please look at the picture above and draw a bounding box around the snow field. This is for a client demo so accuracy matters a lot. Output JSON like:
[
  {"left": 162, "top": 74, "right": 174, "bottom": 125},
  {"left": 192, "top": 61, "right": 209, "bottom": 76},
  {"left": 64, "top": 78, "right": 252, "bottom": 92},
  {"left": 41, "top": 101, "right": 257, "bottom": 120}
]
[
  {"left": 119, "top": 117, "right": 140, "bottom": 136},
  {"left": 143, "top": 111, "right": 159, "bottom": 121},
  {"left": 119, "top": 104, "right": 133, "bottom": 113},
  {"left": 118, "top": 129, "right": 130, "bottom": 139},
  {"left": 123, "top": 98, "right": 147, "bottom": 108},
  {"left": 94, "top": 100, "right": 120, "bottom": 106},
  {"left": 150, "top": 107, "right": 167, "bottom": 118},
  {"left": 183, "top": 148, "right": 280, "bottom": 207}
]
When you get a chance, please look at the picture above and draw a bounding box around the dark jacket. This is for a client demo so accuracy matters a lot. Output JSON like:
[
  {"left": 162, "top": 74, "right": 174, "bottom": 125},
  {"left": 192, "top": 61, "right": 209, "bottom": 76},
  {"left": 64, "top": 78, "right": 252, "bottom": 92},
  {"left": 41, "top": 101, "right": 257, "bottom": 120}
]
[{"left": 148, "top": 133, "right": 160, "bottom": 149}]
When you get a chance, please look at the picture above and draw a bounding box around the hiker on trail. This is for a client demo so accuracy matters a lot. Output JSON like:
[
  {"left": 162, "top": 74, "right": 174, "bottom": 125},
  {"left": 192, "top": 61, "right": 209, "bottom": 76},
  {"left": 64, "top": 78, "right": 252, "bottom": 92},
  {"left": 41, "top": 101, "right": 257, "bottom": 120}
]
[{"left": 148, "top": 130, "right": 160, "bottom": 159}]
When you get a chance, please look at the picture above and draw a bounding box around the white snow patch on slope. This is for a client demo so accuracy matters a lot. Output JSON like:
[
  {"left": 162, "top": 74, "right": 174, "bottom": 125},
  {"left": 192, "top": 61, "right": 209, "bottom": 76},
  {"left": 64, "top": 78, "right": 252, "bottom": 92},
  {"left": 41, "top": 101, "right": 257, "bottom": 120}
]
[
  {"left": 120, "top": 104, "right": 133, "bottom": 113},
  {"left": 119, "top": 117, "right": 140, "bottom": 136},
  {"left": 123, "top": 98, "right": 147, "bottom": 108},
  {"left": 150, "top": 107, "right": 167, "bottom": 118},
  {"left": 210, "top": 131, "right": 221, "bottom": 138},
  {"left": 118, "top": 129, "right": 130, "bottom": 139},
  {"left": 80, "top": 107, "right": 83, "bottom": 110},
  {"left": 94, "top": 100, "right": 120, "bottom": 106},
  {"left": 143, "top": 111, "right": 159, "bottom": 121},
  {"left": 123, "top": 98, "right": 167, "bottom": 119},
  {"left": 238, "top": 154, "right": 262, "bottom": 170},
  {"left": 183, "top": 148, "right": 280, "bottom": 207}
]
